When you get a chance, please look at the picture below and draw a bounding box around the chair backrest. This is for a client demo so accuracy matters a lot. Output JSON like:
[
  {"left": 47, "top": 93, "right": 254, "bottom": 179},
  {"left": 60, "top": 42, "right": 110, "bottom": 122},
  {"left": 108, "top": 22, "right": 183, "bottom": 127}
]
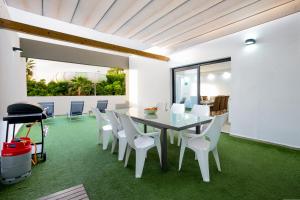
[
  {"left": 224, "top": 96, "right": 229, "bottom": 110},
  {"left": 118, "top": 113, "right": 139, "bottom": 148},
  {"left": 219, "top": 96, "right": 226, "bottom": 111},
  {"left": 91, "top": 107, "right": 109, "bottom": 128},
  {"left": 171, "top": 103, "right": 185, "bottom": 114},
  {"left": 39, "top": 102, "right": 54, "bottom": 117},
  {"left": 156, "top": 102, "right": 169, "bottom": 111},
  {"left": 91, "top": 107, "right": 101, "bottom": 129},
  {"left": 70, "top": 101, "right": 84, "bottom": 115},
  {"left": 211, "top": 96, "right": 221, "bottom": 112},
  {"left": 97, "top": 100, "right": 108, "bottom": 113},
  {"left": 106, "top": 110, "right": 122, "bottom": 136},
  {"left": 201, "top": 96, "right": 208, "bottom": 101},
  {"left": 203, "top": 113, "right": 228, "bottom": 150},
  {"left": 191, "top": 105, "right": 210, "bottom": 117}
]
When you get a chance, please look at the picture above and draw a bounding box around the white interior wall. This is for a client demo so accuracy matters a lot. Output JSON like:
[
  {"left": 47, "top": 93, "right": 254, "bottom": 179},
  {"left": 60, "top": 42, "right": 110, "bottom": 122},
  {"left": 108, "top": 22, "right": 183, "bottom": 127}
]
[
  {"left": 170, "top": 12, "right": 300, "bottom": 148},
  {"left": 27, "top": 96, "right": 128, "bottom": 116},
  {"left": 200, "top": 69, "right": 232, "bottom": 97},
  {"left": 129, "top": 56, "right": 170, "bottom": 107}
]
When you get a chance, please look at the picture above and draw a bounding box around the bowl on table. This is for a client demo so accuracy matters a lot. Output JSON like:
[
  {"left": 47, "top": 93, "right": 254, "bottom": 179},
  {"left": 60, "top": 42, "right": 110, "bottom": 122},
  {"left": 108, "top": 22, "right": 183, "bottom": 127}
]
[{"left": 144, "top": 107, "right": 158, "bottom": 115}]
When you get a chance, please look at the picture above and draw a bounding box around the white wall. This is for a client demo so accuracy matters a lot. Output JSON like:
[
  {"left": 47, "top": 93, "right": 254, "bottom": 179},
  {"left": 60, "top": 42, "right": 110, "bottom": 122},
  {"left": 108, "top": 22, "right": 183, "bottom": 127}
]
[
  {"left": 200, "top": 69, "right": 232, "bottom": 97},
  {"left": 129, "top": 56, "right": 170, "bottom": 107},
  {"left": 0, "top": 0, "right": 27, "bottom": 148},
  {"left": 0, "top": 1, "right": 129, "bottom": 147},
  {"left": 170, "top": 12, "right": 300, "bottom": 148},
  {"left": 31, "top": 59, "right": 109, "bottom": 83},
  {"left": 27, "top": 96, "right": 128, "bottom": 116}
]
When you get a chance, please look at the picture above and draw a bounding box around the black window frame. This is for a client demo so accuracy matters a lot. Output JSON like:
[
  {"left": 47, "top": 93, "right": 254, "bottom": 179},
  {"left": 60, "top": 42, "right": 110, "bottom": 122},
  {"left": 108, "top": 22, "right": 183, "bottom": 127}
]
[{"left": 171, "top": 57, "right": 231, "bottom": 105}]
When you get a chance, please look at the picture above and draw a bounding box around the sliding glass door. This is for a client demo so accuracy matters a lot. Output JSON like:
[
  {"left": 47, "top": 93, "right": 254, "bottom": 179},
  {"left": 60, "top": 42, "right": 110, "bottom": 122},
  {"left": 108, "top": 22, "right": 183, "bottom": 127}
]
[
  {"left": 172, "top": 66, "right": 199, "bottom": 110},
  {"left": 172, "top": 58, "right": 231, "bottom": 111}
]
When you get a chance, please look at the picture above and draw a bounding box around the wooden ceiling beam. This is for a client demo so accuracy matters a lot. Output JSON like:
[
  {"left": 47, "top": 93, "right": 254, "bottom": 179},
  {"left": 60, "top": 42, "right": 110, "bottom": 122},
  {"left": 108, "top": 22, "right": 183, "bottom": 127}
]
[{"left": 0, "top": 18, "right": 169, "bottom": 61}]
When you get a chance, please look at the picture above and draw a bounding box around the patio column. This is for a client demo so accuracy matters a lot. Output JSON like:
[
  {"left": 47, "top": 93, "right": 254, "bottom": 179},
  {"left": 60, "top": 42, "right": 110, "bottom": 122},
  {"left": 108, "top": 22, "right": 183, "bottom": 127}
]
[{"left": 0, "top": 1, "right": 26, "bottom": 149}]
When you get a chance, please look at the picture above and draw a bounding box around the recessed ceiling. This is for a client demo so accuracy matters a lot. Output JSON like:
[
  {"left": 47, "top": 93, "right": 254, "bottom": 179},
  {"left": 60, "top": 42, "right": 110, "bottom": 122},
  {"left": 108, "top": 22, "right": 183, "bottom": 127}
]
[{"left": 5, "top": 0, "right": 300, "bottom": 52}]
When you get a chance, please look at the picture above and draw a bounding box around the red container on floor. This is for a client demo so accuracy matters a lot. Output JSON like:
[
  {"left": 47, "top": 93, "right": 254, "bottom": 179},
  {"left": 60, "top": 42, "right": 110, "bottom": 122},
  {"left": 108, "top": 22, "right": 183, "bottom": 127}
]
[{"left": 1, "top": 137, "right": 32, "bottom": 157}]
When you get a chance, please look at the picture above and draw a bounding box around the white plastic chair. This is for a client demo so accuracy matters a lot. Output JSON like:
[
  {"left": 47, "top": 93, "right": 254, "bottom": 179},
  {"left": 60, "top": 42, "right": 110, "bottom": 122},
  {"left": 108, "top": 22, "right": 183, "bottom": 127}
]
[
  {"left": 91, "top": 107, "right": 112, "bottom": 150},
  {"left": 179, "top": 113, "right": 228, "bottom": 182},
  {"left": 169, "top": 103, "right": 185, "bottom": 144},
  {"left": 106, "top": 110, "right": 127, "bottom": 161},
  {"left": 177, "top": 105, "right": 210, "bottom": 146},
  {"left": 118, "top": 113, "right": 161, "bottom": 178}
]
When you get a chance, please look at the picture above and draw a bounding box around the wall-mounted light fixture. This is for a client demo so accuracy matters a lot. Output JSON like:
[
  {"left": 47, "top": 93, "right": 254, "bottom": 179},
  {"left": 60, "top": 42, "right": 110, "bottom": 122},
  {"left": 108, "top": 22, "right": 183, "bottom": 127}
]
[
  {"left": 244, "top": 39, "right": 256, "bottom": 45},
  {"left": 12, "top": 47, "right": 23, "bottom": 52}
]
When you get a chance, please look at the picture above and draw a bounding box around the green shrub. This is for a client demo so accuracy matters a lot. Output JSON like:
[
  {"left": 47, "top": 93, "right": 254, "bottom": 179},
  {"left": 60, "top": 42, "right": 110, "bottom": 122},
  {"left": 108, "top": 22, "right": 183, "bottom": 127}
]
[{"left": 26, "top": 67, "right": 126, "bottom": 96}]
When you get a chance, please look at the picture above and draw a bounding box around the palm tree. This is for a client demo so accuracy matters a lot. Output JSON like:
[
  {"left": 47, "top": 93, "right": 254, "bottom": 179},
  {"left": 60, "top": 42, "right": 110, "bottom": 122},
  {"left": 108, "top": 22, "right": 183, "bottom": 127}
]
[
  {"left": 69, "top": 76, "right": 93, "bottom": 96},
  {"left": 26, "top": 59, "right": 35, "bottom": 80}
]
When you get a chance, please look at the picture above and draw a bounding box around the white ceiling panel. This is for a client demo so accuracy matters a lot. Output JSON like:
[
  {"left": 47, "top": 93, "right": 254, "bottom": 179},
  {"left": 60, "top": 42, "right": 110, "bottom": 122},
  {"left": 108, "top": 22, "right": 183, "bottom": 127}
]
[
  {"left": 94, "top": 0, "right": 140, "bottom": 32},
  {"left": 159, "top": 0, "right": 293, "bottom": 48},
  {"left": 43, "top": 0, "right": 78, "bottom": 22},
  {"left": 104, "top": 0, "right": 152, "bottom": 34},
  {"left": 6, "top": 0, "right": 42, "bottom": 15},
  {"left": 145, "top": 0, "right": 260, "bottom": 45},
  {"left": 131, "top": 0, "right": 223, "bottom": 41},
  {"left": 114, "top": 0, "right": 188, "bottom": 38},
  {"left": 171, "top": 0, "right": 300, "bottom": 51},
  {"left": 5, "top": 0, "right": 300, "bottom": 52},
  {"left": 71, "top": 0, "right": 115, "bottom": 28}
]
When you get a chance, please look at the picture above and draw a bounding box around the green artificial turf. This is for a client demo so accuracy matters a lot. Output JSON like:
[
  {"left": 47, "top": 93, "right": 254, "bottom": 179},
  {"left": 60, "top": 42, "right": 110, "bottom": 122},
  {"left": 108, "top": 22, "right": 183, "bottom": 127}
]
[{"left": 0, "top": 116, "right": 299, "bottom": 200}]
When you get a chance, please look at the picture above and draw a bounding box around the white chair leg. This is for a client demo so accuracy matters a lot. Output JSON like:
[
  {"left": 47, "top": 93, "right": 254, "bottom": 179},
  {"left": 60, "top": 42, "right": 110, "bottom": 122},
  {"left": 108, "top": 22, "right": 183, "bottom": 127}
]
[
  {"left": 124, "top": 146, "right": 132, "bottom": 167},
  {"left": 177, "top": 132, "right": 181, "bottom": 146},
  {"left": 196, "top": 150, "right": 210, "bottom": 182},
  {"left": 102, "top": 129, "right": 110, "bottom": 150},
  {"left": 135, "top": 149, "right": 147, "bottom": 178},
  {"left": 111, "top": 136, "right": 117, "bottom": 154},
  {"left": 154, "top": 136, "right": 162, "bottom": 165},
  {"left": 170, "top": 130, "right": 174, "bottom": 144},
  {"left": 97, "top": 130, "right": 102, "bottom": 145},
  {"left": 118, "top": 137, "right": 127, "bottom": 161},
  {"left": 212, "top": 148, "right": 221, "bottom": 172},
  {"left": 178, "top": 141, "right": 186, "bottom": 171}
]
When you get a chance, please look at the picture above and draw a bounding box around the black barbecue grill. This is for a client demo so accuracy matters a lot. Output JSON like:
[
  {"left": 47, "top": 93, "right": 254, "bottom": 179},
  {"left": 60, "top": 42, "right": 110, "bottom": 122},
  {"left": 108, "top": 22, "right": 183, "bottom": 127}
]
[{"left": 3, "top": 103, "right": 47, "bottom": 161}]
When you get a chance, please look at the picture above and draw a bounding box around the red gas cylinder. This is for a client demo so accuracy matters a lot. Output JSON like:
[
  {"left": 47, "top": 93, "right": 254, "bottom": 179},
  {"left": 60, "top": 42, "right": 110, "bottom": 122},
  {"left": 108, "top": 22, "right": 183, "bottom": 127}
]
[{"left": 1, "top": 137, "right": 32, "bottom": 157}]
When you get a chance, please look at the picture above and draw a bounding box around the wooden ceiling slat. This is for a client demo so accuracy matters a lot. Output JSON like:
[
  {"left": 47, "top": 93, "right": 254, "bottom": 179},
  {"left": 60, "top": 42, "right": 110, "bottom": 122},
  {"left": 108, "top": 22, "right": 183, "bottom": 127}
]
[
  {"left": 160, "top": 0, "right": 292, "bottom": 47},
  {"left": 0, "top": 18, "right": 170, "bottom": 61},
  {"left": 171, "top": 0, "right": 300, "bottom": 51}
]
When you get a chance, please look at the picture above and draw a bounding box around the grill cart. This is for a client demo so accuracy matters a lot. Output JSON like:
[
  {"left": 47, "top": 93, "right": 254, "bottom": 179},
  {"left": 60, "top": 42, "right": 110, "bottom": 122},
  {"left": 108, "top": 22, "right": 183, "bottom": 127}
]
[{"left": 3, "top": 103, "right": 48, "bottom": 162}]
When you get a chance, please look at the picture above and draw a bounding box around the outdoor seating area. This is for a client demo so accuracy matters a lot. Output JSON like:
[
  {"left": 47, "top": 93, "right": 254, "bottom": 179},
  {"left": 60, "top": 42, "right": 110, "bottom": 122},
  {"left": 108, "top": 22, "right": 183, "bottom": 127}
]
[
  {"left": 0, "top": 115, "right": 299, "bottom": 200},
  {"left": 0, "top": 1, "right": 299, "bottom": 200}
]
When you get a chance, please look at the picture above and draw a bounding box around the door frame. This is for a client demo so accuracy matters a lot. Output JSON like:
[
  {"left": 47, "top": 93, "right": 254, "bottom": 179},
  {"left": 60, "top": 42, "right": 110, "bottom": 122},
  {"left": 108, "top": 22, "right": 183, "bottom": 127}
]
[{"left": 171, "top": 57, "right": 231, "bottom": 104}]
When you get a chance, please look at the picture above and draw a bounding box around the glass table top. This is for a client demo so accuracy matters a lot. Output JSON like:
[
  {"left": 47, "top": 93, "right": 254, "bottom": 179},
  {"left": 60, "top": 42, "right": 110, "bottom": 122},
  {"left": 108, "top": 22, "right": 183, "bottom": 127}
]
[{"left": 113, "top": 107, "right": 212, "bottom": 131}]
